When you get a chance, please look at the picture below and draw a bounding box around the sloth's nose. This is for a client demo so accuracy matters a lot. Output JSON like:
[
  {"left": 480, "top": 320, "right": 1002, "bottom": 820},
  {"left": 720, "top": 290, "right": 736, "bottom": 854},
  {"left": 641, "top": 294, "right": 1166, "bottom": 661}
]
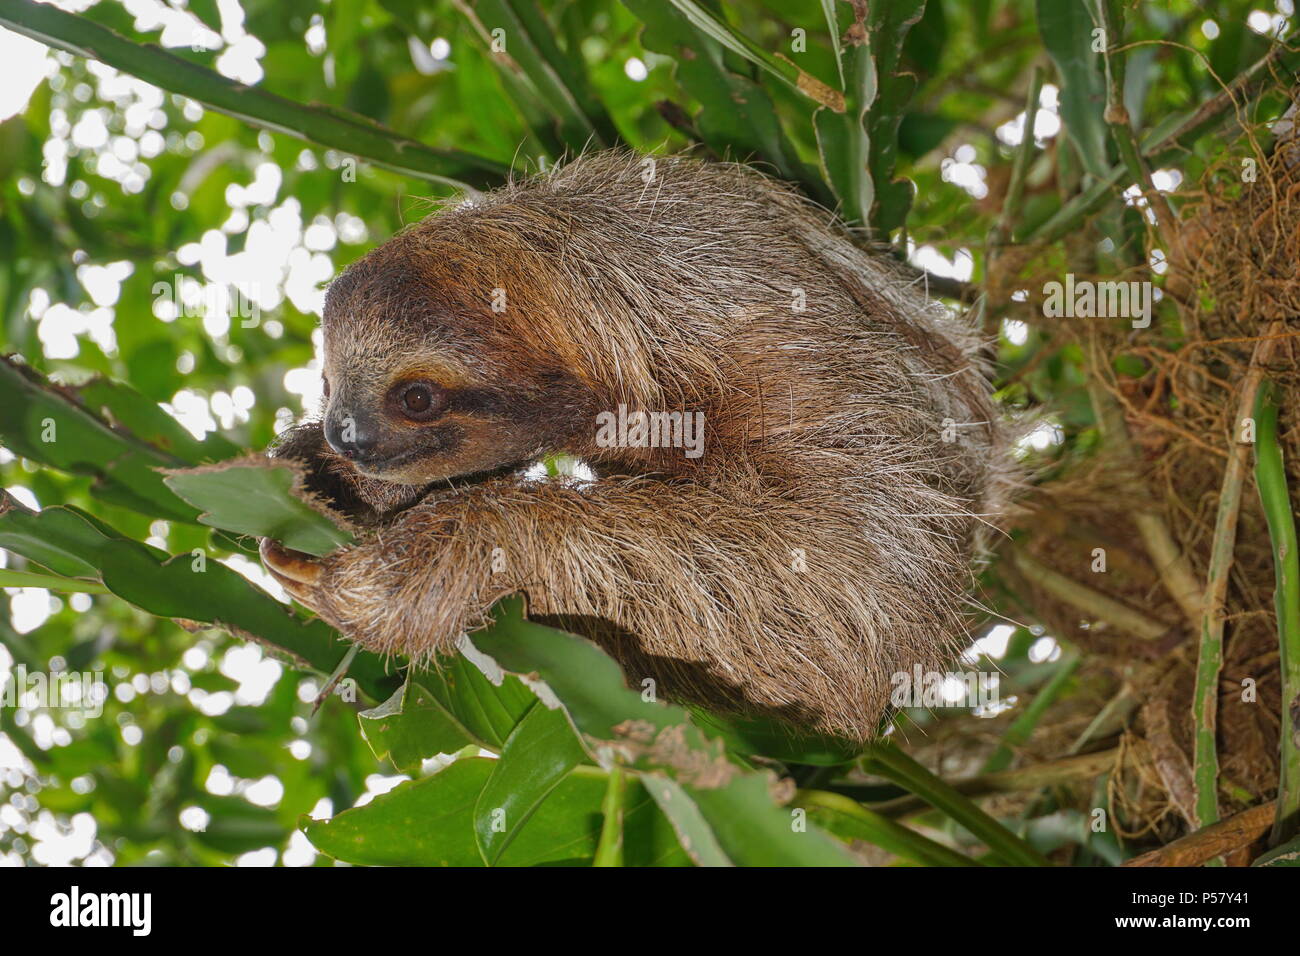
[{"left": 324, "top": 413, "right": 380, "bottom": 461}]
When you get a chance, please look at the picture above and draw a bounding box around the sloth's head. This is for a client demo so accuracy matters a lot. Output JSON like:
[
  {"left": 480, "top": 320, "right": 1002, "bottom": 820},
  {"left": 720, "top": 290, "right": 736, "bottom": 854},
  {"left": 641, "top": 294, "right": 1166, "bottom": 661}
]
[{"left": 318, "top": 234, "right": 594, "bottom": 485}]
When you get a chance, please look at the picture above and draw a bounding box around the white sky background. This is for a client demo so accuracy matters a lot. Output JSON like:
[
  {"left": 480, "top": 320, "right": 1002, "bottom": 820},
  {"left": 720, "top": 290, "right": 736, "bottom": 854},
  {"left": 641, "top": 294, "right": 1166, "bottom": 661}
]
[{"left": 0, "top": 0, "right": 1291, "bottom": 865}]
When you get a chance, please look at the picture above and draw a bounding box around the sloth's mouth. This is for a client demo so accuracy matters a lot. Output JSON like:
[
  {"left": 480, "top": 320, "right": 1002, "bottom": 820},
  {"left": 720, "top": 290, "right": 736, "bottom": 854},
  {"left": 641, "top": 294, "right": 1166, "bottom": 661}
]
[
  {"left": 354, "top": 451, "right": 529, "bottom": 488},
  {"left": 351, "top": 447, "right": 425, "bottom": 480}
]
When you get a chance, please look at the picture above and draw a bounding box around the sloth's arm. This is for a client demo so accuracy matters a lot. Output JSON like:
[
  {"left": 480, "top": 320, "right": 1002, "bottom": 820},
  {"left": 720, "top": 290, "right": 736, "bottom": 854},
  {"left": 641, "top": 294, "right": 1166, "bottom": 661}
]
[
  {"left": 260, "top": 473, "right": 882, "bottom": 658},
  {"left": 259, "top": 472, "right": 957, "bottom": 737}
]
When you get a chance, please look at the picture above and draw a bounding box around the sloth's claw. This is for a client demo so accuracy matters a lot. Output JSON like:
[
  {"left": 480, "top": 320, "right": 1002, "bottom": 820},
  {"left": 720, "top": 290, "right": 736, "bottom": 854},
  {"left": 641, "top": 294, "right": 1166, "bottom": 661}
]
[{"left": 259, "top": 538, "right": 324, "bottom": 587}]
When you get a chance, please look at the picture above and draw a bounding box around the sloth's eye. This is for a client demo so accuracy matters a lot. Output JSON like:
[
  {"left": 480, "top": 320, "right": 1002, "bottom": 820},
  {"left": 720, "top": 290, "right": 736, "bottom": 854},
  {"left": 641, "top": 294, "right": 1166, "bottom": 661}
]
[
  {"left": 404, "top": 385, "right": 432, "bottom": 413},
  {"left": 396, "top": 382, "right": 444, "bottom": 421}
]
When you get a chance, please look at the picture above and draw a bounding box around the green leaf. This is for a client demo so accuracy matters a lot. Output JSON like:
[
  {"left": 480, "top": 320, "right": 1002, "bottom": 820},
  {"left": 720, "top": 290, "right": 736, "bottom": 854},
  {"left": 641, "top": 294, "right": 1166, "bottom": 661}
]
[
  {"left": 1037, "top": 0, "right": 1111, "bottom": 179},
  {"left": 0, "top": 492, "right": 394, "bottom": 701},
  {"left": 304, "top": 757, "right": 690, "bottom": 866},
  {"left": 413, "top": 652, "right": 538, "bottom": 752},
  {"left": 359, "top": 678, "right": 480, "bottom": 773},
  {"left": 660, "top": 0, "right": 840, "bottom": 110},
  {"left": 863, "top": 741, "right": 1050, "bottom": 866},
  {"left": 815, "top": 42, "right": 876, "bottom": 228},
  {"left": 0, "top": 356, "right": 197, "bottom": 523},
  {"left": 820, "top": 0, "right": 844, "bottom": 88},
  {"left": 303, "top": 757, "right": 492, "bottom": 866},
  {"left": 467, "top": 0, "right": 617, "bottom": 152},
  {"left": 815, "top": 0, "right": 926, "bottom": 233},
  {"left": 1254, "top": 833, "right": 1300, "bottom": 867},
  {"left": 500, "top": 768, "right": 689, "bottom": 867},
  {"left": 474, "top": 702, "right": 588, "bottom": 864},
  {"left": 0, "top": 568, "right": 108, "bottom": 593},
  {"left": 796, "top": 788, "right": 980, "bottom": 867},
  {"left": 643, "top": 776, "right": 731, "bottom": 866},
  {"left": 165, "top": 458, "right": 353, "bottom": 557},
  {"left": 691, "top": 709, "right": 860, "bottom": 766},
  {"left": 626, "top": 0, "right": 831, "bottom": 207},
  {"left": 466, "top": 596, "right": 861, "bottom": 866},
  {"left": 0, "top": 0, "right": 508, "bottom": 189},
  {"left": 75, "top": 376, "right": 242, "bottom": 463}
]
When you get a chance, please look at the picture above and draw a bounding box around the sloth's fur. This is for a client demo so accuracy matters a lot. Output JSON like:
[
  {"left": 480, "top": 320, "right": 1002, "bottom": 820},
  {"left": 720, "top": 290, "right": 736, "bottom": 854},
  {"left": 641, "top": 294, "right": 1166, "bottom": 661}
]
[{"left": 269, "top": 151, "right": 1010, "bottom": 740}]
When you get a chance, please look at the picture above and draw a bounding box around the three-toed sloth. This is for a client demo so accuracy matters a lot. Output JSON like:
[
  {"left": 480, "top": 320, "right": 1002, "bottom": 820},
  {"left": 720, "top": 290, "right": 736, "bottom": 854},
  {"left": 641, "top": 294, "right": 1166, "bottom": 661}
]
[{"left": 260, "top": 151, "right": 1008, "bottom": 741}]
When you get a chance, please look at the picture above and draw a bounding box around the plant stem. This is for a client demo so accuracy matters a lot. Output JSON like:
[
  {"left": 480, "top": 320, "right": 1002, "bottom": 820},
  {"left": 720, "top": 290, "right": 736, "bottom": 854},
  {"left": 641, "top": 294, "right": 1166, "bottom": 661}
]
[
  {"left": 866, "top": 748, "right": 1120, "bottom": 818},
  {"left": 1010, "top": 550, "right": 1168, "bottom": 640},
  {"left": 593, "top": 765, "right": 626, "bottom": 867},
  {"left": 1193, "top": 326, "right": 1282, "bottom": 836},
  {"left": 795, "top": 789, "right": 981, "bottom": 867},
  {"left": 862, "top": 741, "right": 1051, "bottom": 866},
  {"left": 1022, "top": 36, "right": 1300, "bottom": 245},
  {"left": 1254, "top": 379, "right": 1300, "bottom": 846},
  {"left": 990, "top": 66, "right": 1045, "bottom": 252},
  {"left": 1086, "top": 379, "right": 1207, "bottom": 628},
  {"left": 982, "top": 652, "right": 1081, "bottom": 775},
  {"left": 1123, "top": 802, "right": 1276, "bottom": 867},
  {"left": 1097, "top": 0, "right": 1179, "bottom": 250}
]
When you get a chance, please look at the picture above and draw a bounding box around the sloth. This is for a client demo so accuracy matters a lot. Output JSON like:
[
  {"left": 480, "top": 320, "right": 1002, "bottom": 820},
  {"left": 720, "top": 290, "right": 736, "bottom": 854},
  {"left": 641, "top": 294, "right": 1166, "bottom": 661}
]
[{"left": 259, "top": 151, "right": 1008, "bottom": 741}]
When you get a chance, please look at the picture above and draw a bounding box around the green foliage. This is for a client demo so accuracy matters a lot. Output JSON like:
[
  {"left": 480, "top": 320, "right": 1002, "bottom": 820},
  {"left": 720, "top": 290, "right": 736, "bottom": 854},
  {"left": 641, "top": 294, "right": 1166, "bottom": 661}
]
[{"left": 0, "top": 0, "right": 1293, "bottom": 867}]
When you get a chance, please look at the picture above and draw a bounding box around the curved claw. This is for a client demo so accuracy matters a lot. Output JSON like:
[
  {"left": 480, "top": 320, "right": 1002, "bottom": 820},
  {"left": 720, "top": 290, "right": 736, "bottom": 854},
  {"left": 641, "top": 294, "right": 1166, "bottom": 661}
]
[{"left": 259, "top": 538, "right": 324, "bottom": 587}]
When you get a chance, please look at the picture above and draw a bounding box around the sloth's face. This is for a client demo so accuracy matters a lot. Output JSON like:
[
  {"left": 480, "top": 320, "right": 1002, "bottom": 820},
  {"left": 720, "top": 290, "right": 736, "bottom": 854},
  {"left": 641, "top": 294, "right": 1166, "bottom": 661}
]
[
  {"left": 318, "top": 249, "right": 592, "bottom": 485},
  {"left": 318, "top": 355, "right": 566, "bottom": 485}
]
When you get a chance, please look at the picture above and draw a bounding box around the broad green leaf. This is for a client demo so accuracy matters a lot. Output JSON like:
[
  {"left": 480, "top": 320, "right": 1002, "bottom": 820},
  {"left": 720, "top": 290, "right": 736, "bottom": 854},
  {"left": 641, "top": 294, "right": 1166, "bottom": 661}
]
[
  {"left": 303, "top": 757, "right": 492, "bottom": 866},
  {"left": 359, "top": 678, "right": 479, "bottom": 773},
  {"left": 414, "top": 651, "right": 538, "bottom": 752},
  {"left": 75, "top": 376, "right": 241, "bottom": 463},
  {"left": 466, "top": 596, "right": 861, "bottom": 866},
  {"left": 303, "top": 757, "right": 689, "bottom": 866},
  {"left": 500, "top": 768, "right": 689, "bottom": 867},
  {"left": 0, "top": 356, "right": 197, "bottom": 523},
  {"left": 644, "top": 775, "right": 731, "bottom": 867},
  {"left": 814, "top": 0, "right": 926, "bottom": 233},
  {"left": 1037, "top": 0, "right": 1111, "bottom": 179},
  {"left": 0, "top": 493, "right": 395, "bottom": 701},
  {"left": 475, "top": 701, "right": 588, "bottom": 864},
  {"left": 165, "top": 458, "right": 353, "bottom": 556}
]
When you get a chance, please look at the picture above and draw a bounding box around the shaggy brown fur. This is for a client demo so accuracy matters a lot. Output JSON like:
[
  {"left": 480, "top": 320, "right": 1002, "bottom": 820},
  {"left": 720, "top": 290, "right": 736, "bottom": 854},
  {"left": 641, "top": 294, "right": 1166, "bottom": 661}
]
[{"left": 261, "top": 151, "right": 1009, "bottom": 740}]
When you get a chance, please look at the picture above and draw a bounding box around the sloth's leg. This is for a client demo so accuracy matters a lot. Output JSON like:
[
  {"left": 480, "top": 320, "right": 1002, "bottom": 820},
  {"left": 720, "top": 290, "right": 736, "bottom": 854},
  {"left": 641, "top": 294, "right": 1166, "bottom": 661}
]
[{"left": 260, "top": 474, "right": 966, "bottom": 739}]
